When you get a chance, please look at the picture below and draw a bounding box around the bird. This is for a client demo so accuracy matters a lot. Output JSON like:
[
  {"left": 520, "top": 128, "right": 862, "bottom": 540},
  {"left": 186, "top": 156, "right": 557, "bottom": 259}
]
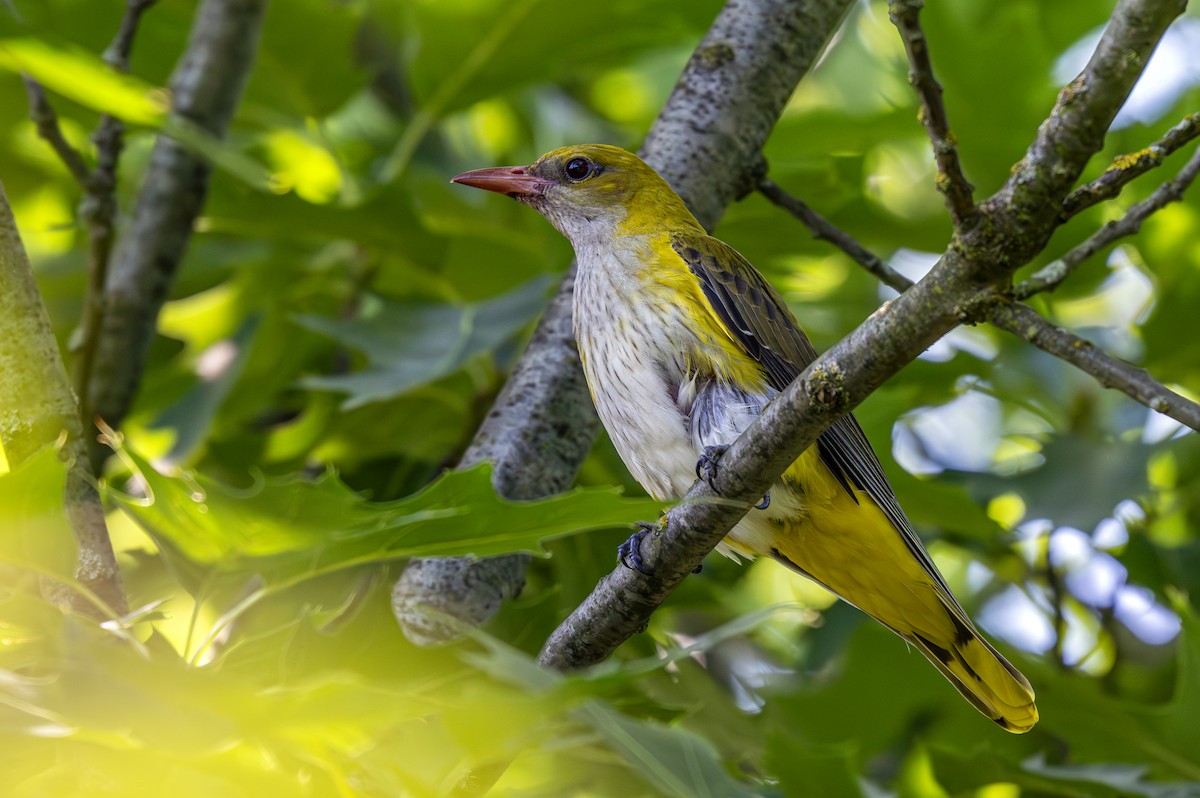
[{"left": 452, "top": 144, "right": 1038, "bottom": 733}]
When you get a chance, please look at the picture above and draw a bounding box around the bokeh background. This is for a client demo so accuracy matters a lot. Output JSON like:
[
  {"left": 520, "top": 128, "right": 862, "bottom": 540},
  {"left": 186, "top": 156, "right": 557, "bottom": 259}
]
[{"left": 2, "top": 0, "right": 1199, "bottom": 795}]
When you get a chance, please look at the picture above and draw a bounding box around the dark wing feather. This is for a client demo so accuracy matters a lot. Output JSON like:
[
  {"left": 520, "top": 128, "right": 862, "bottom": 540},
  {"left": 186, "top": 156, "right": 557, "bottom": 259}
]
[{"left": 672, "top": 233, "right": 961, "bottom": 604}]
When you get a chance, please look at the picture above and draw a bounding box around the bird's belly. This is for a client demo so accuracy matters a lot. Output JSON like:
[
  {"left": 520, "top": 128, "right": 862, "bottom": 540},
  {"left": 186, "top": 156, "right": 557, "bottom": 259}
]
[{"left": 579, "top": 342, "right": 698, "bottom": 501}]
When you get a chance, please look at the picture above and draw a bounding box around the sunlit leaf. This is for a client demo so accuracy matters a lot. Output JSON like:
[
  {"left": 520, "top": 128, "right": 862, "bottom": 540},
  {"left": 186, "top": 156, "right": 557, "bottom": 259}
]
[
  {"left": 0, "top": 38, "right": 164, "bottom": 125},
  {"left": 0, "top": 38, "right": 271, "bottom": 188},
  {"left": 0, "top": 445, "right": 75, "bottom": 579},
  {"left": 111, "top": 446, "right": 660, "bottom": 579}
]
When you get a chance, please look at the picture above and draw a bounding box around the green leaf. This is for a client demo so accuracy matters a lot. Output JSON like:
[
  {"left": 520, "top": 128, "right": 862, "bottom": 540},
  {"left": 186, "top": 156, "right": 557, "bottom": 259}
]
[
  {"left": 963, "top": 436, "right": 1154, "bottom": 530},
  {"left": 0, "top": 38, "right": 272, "bottom": 189},
  {"left": 764, "top": 739, "right": 865, "bottom": 798},
  {"left": 1009, "top": 601, "right": 1200, "bottom": 783},
  {"left": 151, "top": 315, "right": 260, "bottom": 466},
  {"left": 0, "top": 37, "right": 163, "bottom": 124},
  {"left": 1021, "top": 755, "right": 1200, "bottom": 798},
  {"left": 111, "top": 447, "right": 660, "bottom": 578},
  {"left": 297, "top": 275, "right": 553, "bottom": 408},
  {"left": 244, "top": 0, "right": 368, "bottom": 117},
  {"left": 0, "top": 445, "right": 75, "bottom": 579},
  {"left": 581, "top": 700, "right": 760, "bottom": 798}
]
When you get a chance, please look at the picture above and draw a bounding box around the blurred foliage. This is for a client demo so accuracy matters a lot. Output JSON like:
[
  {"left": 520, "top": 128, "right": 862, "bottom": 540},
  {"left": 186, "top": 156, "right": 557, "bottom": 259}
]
[{"left": 2, "top": 0, "right": 1200, "bottom": 795}]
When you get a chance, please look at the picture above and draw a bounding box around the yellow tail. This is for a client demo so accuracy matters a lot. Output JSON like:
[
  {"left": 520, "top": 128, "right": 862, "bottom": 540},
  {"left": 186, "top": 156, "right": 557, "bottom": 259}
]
[
  {"left": 905, "top": 608, "right": 1038, "bottom": 733},
  {"left": 763, "top": 456, "right": 1038, "bottom": 732}
]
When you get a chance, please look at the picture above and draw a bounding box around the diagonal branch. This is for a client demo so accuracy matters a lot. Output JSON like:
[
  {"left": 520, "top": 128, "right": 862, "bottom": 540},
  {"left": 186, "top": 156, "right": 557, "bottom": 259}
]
[
  {"left": 1062, "top": 113, "right": 1200, "bottom": 219},
  {"left": 85, "top": 0, "right": 269, "bottom": 473},
  {"left": 887, "top": 0, "right": 977, "bottom": 229},
  {"left": 76, "top": 0, "right": 160, "bottom": 426},
  {"left": 758, "top": 178, "right": 913, "bottom": 292},
  {"left": 22, "top": 77, "right": 93, "bottom": 187},
  {"left": 540, "top": 0, "right": 1187, "bottom": 670},
  {"left": 394, "top": 0, "right": 858, "bottom": 645},
  {"left": 987, "top": 303, "right": 1200, "bottom": 430},
  {"left": 0, "top": 181, "right": 127, "bottom": 616},
  {"left": 761, "top": 176, "right": 1200, "bottom": 431},
  {"left": 1015, "top": 144, "right": 1200, "bottom": 299}
]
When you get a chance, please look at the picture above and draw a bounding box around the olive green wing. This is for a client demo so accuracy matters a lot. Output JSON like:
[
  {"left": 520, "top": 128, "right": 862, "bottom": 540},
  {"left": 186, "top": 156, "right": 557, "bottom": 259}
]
[{"left": 671, "top": 233, "right": 962, "bottom": 605}]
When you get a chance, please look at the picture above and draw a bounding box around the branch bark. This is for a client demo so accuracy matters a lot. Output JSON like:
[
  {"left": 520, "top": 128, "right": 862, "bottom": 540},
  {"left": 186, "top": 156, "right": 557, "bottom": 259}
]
[
  {"left": 1061, "top": 112, "right": 1200, "bottom": 219},
  {"left": 888, "top": 0, "right": 977, "bottom": 228},
  {"left": 540, "top": 0, "right": 1187, "bottom": 670},
  {"left": 761, "top": 173, "right": 1200, "bottom": 431},
  {"left": 0, "top": 181, "right": 127, "bottom": 615},
  {"left": 85, "top": 0, "right": 269, "bottom": 471},
  {"left": 1015, "top": 143, "right": 1200, "bottom": 299},
  {"left": 393, "top": 270, "right": 598, "bottom": 644},
  {"left": 22, "top": 77, "right": 93, "bottom": 187},
  {"left": 393, "top": 0, "right": 855, "bottom": 644}
]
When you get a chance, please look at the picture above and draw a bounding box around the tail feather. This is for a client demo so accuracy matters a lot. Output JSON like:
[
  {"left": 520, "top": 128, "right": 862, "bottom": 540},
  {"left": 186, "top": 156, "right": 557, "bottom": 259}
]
[
  {"left": 768, "top": 547, "right": 1038, "bottom": 733},
  {"left": 908, "top": 623, "right": 1038, "bottom": 734}
]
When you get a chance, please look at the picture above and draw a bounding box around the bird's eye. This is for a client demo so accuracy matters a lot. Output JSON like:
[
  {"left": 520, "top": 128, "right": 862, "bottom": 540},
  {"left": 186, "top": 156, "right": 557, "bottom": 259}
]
[{"left": 564, "top": 157, "right": 591, "bottom": 181}]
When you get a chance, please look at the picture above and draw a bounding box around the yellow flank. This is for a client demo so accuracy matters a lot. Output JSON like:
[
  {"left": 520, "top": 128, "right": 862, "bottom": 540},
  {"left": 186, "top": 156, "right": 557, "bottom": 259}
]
[{"left": 637, "top": 232, "right": 769, "bottom": 392}]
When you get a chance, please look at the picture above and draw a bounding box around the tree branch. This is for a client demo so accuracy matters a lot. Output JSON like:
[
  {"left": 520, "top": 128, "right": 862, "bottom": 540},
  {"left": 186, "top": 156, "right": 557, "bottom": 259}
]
[
  {"left": 102, "top": 0, "right": 160, "bottom": 73},
  {"left": 1015, "top": 143, "right": 1200, "bottom": 299},
  {"left": 758, "top": 178, "right": 913, "bottom": 291},
  {"left": 23, "top": 0, "right": 164, "bottom": 437},
  {"left": 887, "top": 0, "right": 977, "bottom": 229},
  {"left": 1061, "top": 112, "right": 1200, "bottom": 219},
  {"left": 987, "top": 302, "right": 1200, "bottom": 430},
  {"left": 85, "top": 0, "right": 269, "bottom": 472},
  {"left": 540, "top": 0, "right": 1187, "bottom": 670},
  {"left": 22, "top": 76, "right": 92, "bottom": 187},
  {"left": 979, "top": 0, "right": 1187, "bottom": 279},
  {"left": 394, "top": 0, "right": 857, "bottom": 644},
  {"left": 0, "top": 180, "right": 127, "bottom": 616},
  {"left": 762, "top": 172, "right": 1200, "bottom": 431},
  {"left": 76, "top": 0, "right": 159, "bottom": 426},
  {"left": 638, "top": 0, "right": 854, "bottom": 230},
  {"left": 393, "top": 267, "right": 599, "bottom": 644}
]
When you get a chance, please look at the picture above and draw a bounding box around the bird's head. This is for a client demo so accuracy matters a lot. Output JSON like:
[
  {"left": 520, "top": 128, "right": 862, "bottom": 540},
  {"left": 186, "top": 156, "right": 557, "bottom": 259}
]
[{"left": 452, "top": 144, "right": 700, "bottom": 243}]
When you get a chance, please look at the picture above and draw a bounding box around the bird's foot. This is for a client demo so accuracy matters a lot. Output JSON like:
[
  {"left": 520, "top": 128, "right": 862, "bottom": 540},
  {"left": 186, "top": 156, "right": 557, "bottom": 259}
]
[
  {"left": 618, "top": 521, "right": 659, "bottom": 575},
  {"left": 618, "top": 518, "right": 702, "bottom": 575},
  {"left": 696, "top": 445, "right": 769, "bottom": 510},
  {"left": 695, "top": 444, "right": 729, "bottom": 492}
]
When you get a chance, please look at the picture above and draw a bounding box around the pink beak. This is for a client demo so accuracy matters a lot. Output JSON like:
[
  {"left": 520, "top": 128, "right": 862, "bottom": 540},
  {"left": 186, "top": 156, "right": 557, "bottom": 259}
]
[{"left": 451, "top": 165, "right": 552, "bottom": 197}]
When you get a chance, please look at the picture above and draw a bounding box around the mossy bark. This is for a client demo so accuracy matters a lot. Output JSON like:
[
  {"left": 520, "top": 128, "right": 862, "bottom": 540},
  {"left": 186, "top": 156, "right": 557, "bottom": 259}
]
[{"left": 0, "top": 181, "right": 126, "bottom": 615}]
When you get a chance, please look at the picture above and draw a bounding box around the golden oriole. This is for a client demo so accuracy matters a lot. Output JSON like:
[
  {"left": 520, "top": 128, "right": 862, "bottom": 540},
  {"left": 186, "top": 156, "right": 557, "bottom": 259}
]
[{"left": 453, "top": 144, "right": 1037, "bottom": 733}]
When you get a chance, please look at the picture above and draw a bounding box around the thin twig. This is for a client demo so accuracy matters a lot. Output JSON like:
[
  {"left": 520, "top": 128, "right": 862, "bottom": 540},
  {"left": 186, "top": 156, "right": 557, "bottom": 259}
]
[
  {"left": 1015, "top": 144, "right": 1200, "bottom": 300},
  {"left": 74, "top": 0, "right": 158, "bottom": 422},
  {"left": 759, "top": 179, "right": 913, "bottom": 292},
  {"left": 887, "top": 0, "right": 977, "bottom": 229},
  {"left": 103, "top": 0, "right": 160, "bottom": 73},
  {"left": 987, "top": 303, "right": 1200, "bottom": 430},
  {"left": 22, "top": 76, "right": 93, "bottom": 187},
  {"left": 763, "top": 178, "right": 1200, "bottom": 431},
  {"left": 1062, "top": 113, "right": 1200, "bottom": 219},
  {"left": 85, "top": 0, "right": 269, "bottom": 474}
]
